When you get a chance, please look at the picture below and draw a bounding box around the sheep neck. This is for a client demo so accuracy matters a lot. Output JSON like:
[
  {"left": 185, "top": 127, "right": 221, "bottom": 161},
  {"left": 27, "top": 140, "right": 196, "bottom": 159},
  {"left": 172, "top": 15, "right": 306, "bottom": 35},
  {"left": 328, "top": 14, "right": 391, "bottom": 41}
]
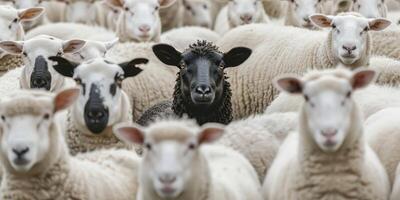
[
  {"left": 140, "top": 152, "right": 211, "bottom": 200},
  {"left": 294, "top": 101, "right": 377, "bottom": 199},
  {"left": 172, "top": 73, "right": 233, "bottom": 125},
  {"left": 1, "top": 123, "right": 71, "bottom": 199}
]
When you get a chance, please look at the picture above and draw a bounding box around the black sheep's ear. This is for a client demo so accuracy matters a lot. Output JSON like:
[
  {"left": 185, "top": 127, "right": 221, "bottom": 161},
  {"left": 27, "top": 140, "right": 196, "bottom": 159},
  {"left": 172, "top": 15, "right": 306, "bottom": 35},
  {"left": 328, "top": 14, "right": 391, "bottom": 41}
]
[
  {"left": 48, "top": 56, "right": 79, "bottom": 78},
  {"left": 223, "top": 47, "right": 252, "bottom": 68},
  {"left": 119, "top": 58, "right": 148, "bottom": 78},
  {"left": 152, "top": 44, "right": 182, "bottom": 68}
]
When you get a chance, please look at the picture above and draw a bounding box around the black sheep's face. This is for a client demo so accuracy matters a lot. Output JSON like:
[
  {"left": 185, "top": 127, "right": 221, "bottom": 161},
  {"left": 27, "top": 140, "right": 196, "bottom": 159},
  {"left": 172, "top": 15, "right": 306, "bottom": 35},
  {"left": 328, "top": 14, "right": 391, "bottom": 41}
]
[
  {"left": 49, "top": 56, "right": 148, "bottom": 134},
  {"left": 152, "top": 41, "right": 252, "bottom": 106},
  {"left": 180, "top": 51, "right": 224, "bottom": 105}
]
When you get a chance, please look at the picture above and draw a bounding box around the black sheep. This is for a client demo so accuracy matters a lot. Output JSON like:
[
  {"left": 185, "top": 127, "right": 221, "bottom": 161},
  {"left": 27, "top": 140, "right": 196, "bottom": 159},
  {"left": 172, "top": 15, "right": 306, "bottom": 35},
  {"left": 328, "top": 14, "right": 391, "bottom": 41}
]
[{"left": 137, "top": 40, "right": 251, "bottom": 126}]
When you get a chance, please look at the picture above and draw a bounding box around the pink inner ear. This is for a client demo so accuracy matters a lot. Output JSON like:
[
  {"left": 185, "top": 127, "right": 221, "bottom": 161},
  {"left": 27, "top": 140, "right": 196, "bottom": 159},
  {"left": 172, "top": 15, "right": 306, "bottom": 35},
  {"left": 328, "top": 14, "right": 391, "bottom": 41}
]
[
  {"left": 198, "top": 128, "right": 224, "bottom": 144},
  {"left": 119, "top": 127, "right": 144, "bottom": 144},
  {"left": 352, "top": 71, "right": 375, "bottom": 89}
]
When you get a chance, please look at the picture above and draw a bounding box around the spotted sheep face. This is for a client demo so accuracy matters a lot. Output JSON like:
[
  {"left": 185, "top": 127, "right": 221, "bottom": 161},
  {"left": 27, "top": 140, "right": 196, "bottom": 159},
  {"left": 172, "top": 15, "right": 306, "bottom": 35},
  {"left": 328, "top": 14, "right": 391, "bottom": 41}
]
[
  {"left": 289, "top": 0, "right": 323, "bottom": 28},
  {"left": 0, "top": 35, "right": 86, "bottom": 91},
  {"left": 182, "top": 0, "right": 213, "bottom": 28},
  {"left": 275, "top": 69, "right": 376, "bottom": 152},
  {"left": 310, "top": 14, "right": 390, "bottom": 65},
  {"left": 113, "top": 121, "right": 225, "bottom": 199},
  {"left": 352, "top": 0, "right": 386, "bottom": 18},
  {"left": 50, "top": 56, "right": 148, "bottom": 134},
  {"left": 0, "top": 89, "right": 79, "bottom": 173},
  {"left": 0, "top": 6, "right": 44, "bottom": 58},
  {"left": 227, "top": 0, "right": 265, "bottom": 26},
  {"left": 105, "top": 0, "right": 177, "bottom": 42},
  {"left": 152, "top": 41, "right": 252, "bottom": 107}
]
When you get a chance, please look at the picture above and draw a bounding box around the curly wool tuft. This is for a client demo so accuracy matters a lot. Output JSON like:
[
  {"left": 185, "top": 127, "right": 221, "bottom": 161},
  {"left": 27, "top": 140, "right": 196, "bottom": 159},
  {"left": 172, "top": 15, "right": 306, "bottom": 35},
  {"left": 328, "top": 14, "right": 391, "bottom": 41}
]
[{"left": 183, "top": 40, "right": 222, "bottom": 57}]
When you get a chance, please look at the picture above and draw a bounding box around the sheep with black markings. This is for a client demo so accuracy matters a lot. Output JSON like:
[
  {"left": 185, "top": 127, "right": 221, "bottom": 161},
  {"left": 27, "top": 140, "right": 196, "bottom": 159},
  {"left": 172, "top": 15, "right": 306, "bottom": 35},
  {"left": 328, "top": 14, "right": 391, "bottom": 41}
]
[
  {"left": 0, "top": 35, "right": 86, "bottom": 92},
  {"left": 0, "top": 88, "right": 141, "bottom": 199},
  {"left": 263, "top": 68, "right": 389, "bottom": 200},
  {"left": 114, "top": 119, "right": 263, "bottom": 200},
  {"left": 49, "top": 56, "right": 148, "bottom": 155},
  {"left": 217, "top": 12, "right": 390, "bottom": 119},
  {"left": 138, "top": 41, "right": 252, "bottom": 126},
  {"left": 0, "top": 5, "right": 44, "bottom": 74}
]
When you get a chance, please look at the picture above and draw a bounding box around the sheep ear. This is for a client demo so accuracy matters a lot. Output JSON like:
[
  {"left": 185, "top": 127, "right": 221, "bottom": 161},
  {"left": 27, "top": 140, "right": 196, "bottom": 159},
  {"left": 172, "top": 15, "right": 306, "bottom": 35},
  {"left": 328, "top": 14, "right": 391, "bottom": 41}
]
[
  {"left": 104, "top": 38, "right": 119, "bottom": 50},
  {"left": 159, "top": 0, "right": 177, "bottom": 8},
  {"left": 54, "top": 88, "right": 80, "bottom": 113},
  {"left": 18, "top": 7, "right": 45, "bottom": 22},
  {"left": 351, "top": 68, "right": 376, "bottom": 90},
  {"left": 0, "top": 41, "right": 24, "bottom": 55},
  {"left": 368, "top": 18, "right": 391, "bottom": 31},
  {"left": 152, "top": 44, "right": 182, "bottom": 68},
  {"left": 104, "top": 0, "right": 125, "bottom": 9},
  {"left": 63, "top": 39, "right": 86, "bottom": 54},
  {"left": 223, "top": 47, "right": 252, "bottom": 68},
  {"left": 198, "top": 123, "right": 225, "bottom": 144},
  {"left": 113, "top": 123, "right": 145, "bottom": 145},
  {"left": 119, "top": 58, "right": 148, "bottom": 78},
  {"left": 310, "top": 14, "right": 333, "bottom": 28},
  {"left": 49, "top": 56, "right": 79, "bottom": 78},
  {"left": 274, "top": 76, "right": 303, "bottom": 94}
]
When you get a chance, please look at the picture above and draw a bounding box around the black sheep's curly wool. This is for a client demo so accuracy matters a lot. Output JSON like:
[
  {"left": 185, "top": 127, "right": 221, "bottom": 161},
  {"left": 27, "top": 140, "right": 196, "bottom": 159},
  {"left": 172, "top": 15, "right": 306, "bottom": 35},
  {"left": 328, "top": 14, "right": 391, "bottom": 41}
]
[{"left": 172, "top": 74, "right": 233, "bottom": 125}]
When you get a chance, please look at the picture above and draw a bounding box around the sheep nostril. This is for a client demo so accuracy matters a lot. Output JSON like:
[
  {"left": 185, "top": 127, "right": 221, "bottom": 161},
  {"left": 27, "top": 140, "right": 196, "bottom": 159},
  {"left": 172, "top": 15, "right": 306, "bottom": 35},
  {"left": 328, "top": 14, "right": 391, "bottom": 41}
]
[
  {"left": 12, "top": 147, "right": 30, "bottom": 158},
  {"left": 159, "top": 175, "right": 177, "bottom": 184},
  {"left": 321, "top": 129, "right": 338, "bottom": 138},
  {"left": 195, "top": 85, "right": 211, "bottom": 95},
  {"left": 139, "top": 25, "right": 151, "bottom": 33}
]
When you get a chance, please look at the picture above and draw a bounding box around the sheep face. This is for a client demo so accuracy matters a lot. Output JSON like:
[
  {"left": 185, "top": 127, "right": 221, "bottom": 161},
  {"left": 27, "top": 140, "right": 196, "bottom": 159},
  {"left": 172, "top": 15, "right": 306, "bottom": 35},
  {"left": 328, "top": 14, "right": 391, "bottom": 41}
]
[
  {"left": 310, "top": 14, "right": 390, "bottom": 65},
  {"left": 275, "top": 68, "right": 376, "bottom": 153},
  {"left": 0, "top": 89, "right": 79, "bottom": 173},
  {"left": 105, "top": 0, "right": 177, "bottom": 42},
  {"left": 153, "top": 41, "right": 251, "bottom": 107},
  {"left": 0, "top": 6, "right": 44, "bottom": 58},
  {"left": 64, "top": 0, "right": 98, "bottom": 24},
  {"left": 351, "top": 0, "right": 386, "bottom": 18},
  {"left": 50, "top": 57, "right": 148, "bottom": 134},
  {"left": 65, "top": 38, "right": 119, "bottom": 63},
  {"left": 0, "top": 35, "right": 86, "bottom": 91},
  {"left": 227, "top": 0, "right": 265, "bottom": 26},
  {"left": 114, "top": 121, "right": 224, "bottom": 199},
  {"left": 182, "top": 0, "right": 213, "bottom": 28},
  {"left": 288, "top": 0, "right": 323, "bottom": 28}
]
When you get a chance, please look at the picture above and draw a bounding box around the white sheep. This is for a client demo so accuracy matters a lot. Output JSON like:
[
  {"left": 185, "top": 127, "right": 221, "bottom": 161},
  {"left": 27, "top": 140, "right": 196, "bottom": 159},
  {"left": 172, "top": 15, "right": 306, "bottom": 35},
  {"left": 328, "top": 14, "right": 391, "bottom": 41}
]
[
  {"left": 179, "top": 0, "right": 219, "bottom": 28},
  {"left": 217, "top": 13, "right": 390, "bottom": 119},
  {"left": 114, "top": 119, "right": 263, "bottom": 200},
  {"left": 214, "top": 0, "right": 269, "bottom": 35},
  {"left": 0, "top": 5, "right": 44, "bottom": 73},
  {"left": 0, "top": 35, "right": 86, "bottom": 92},
  {"left": 284, "top": 0, "right": 325, "bottom": 29},
  {"left": 160, "top": 26, "right": 220, "bottom": 51},
  {"left": 104, "top": 0, "right": 177, "bottom": 42},
  {"left": 0, "top": 88, "right": 141, "bottom": 199},
  {"left": 105, "top": 42, "right": 178, "bottom": 120},
  {"left": 218, "top": 111, "right": 298, "bottom": 181},
  {"left": 159, "top": 0, "right": 182, "bottom": 31},
  {"left": 351, "top": 0, "right": 387, "bottom": 18},
  {"left": 363, "top": 107, "right": 400, "bottom": 187},
  {"left": 263, "top": 68, "right": 389, "bottom": 200},
  {"left": 49, "top": 56, "right": 149, "bottom": 155}
]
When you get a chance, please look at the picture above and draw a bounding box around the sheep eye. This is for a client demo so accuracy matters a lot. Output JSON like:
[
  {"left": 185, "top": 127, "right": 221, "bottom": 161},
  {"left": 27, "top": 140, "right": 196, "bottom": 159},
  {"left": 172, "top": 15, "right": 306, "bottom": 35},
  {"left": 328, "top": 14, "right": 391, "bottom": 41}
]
[
  {"left": 124, "top": 7, "right": 129, "bottom": 11},
  {"left": 23, "top": 52, "right": 27, "bottom": 57},
  {"left": 186, "top": 5, "right": 191, "bottom": 10},
  {"left": 155, "top": 6, "right": 159, "bottom": 11},
  {"left": 188, "top": 143, "right": 196, "bottom": 150},
  {"left": 43, "top": 113, "right": 50, "bottom": 120},
  {"left": 13, "top": 18, "right": 18, "bottom": 23},
  {"left": 363, "top": 26, "right": 369, "bottom": 32},
  {"left": 74, "top": 78, "right": 82, "bottom": 85},
  {"left": 203, "top": 4, "right": 208, "bottom": 9},
  {"left": 56, "top": 51, "right": 62, "bottom": 56},
  {"left": 145, "top": 143, "right": 152, "bottom": 150},
  {"left": 1, "top": 115, "right": 5, "bottom": 121},
  {"left": 346, "top": 91, "right": 351, "bottom": 98},
  {"left": 304, "top": 95, "right": 309, "bottom": 102},
  {"left": 332, "top": 24, "right": 336, "bottom": 29}
]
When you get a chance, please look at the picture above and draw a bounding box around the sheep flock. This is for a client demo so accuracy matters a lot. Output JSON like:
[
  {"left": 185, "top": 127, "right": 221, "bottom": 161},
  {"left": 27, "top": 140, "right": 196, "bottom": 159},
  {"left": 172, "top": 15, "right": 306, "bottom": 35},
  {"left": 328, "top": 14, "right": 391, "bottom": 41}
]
[{"left": 2, "top": 0, "right": 400, "bottom": 199}]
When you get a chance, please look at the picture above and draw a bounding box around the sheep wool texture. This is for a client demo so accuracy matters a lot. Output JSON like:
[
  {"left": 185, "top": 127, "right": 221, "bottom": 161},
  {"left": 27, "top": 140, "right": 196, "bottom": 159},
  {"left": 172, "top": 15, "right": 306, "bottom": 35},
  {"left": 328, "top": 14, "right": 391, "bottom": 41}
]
[
  {"left": 0, "top": 55, "right": 23, "bottom": 76},
  {"left": 369, "top": 56, "right": 400, "bottom": 87},
  {"left": 218, "top": 23, "right": 370, "bottom": 119},
  {"left": 106, "top": 42, "right": 177, "bottom": 120},
  {"left": 371, "top": 30, "right": 400, "bottom": 60}
]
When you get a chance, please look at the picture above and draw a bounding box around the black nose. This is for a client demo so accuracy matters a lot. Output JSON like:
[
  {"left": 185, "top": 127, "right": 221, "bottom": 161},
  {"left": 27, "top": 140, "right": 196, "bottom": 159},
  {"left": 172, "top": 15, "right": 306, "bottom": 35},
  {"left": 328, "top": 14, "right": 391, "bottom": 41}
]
[
  {"left": 86, "top": 108, "right": 106, "bottom": 121},
  {"left": 31, "top": 78, "right": 48, "bottom": 88},
  {"left": 342, "top": 45, "right": 357, "bottom": 52},
  {"left": 195, "top": 85, "right": 211, "bottom": 95},
  {"left": 12, "top": 147, "right": 29, "bottom": 158}
]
